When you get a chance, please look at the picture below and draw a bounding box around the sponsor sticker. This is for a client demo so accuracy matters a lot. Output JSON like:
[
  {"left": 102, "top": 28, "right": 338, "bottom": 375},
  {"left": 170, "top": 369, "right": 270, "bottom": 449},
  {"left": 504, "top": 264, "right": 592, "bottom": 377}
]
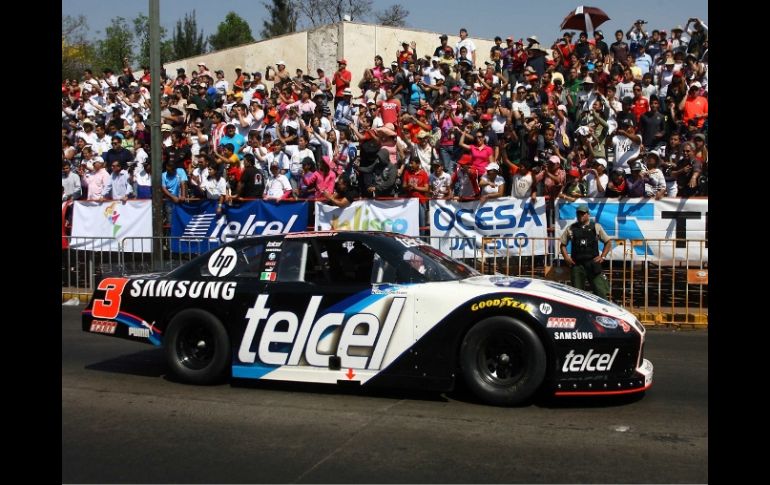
[
  {"left": 553, "top": 331, "right": 593, "bottom": 340},
  {"left": 267, "top": 252, "right": 277, "bottom": 261},
  {"left": 539, "top": 303, "right": 552, "bottom": 315},
  {"left": 562, "top": 348, "right": 619, "bottom": 373},
  {"left": 207, "top": 246, "right": 238, "bottom": 277},
  {"left": 238, "top": 295, "right": 405, "bottom": 369},
  {"left": 128, "top": 327, "right": 150, "bottom": 338},
  {"left": 266, "top": 241, "right": 283, "bottom": 248},
  {"left": 260, "top": 272, "right": 277, "bottom": 281},
  {"left": 546, "top": 317, "right": 577, "bottom": 329},
  {"left": 90, "top": 320, "right": 117, "bottom": 334},
  {"left": 129, "top": 280, "right": 237, "bottom": 300},
  {"left": 488, "top": 276, "right": 532, "bottom": 288},
  {"left": 471, "top": 297, "right": 534, "bottom": 312}
]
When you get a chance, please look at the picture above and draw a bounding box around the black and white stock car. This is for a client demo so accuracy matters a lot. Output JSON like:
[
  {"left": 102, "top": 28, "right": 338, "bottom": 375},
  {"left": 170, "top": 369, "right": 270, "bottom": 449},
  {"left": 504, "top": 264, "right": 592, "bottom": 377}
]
[{"left": 82, "top": 232, "right": 653, "bottom": 406}]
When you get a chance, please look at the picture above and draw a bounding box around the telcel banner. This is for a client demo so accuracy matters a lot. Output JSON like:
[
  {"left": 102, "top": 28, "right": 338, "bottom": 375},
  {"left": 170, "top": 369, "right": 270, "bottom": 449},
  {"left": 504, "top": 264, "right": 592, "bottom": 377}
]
[
  {"left": 171, "top": 200, "right": 309, "bottom": 253},
  {"left": 429, "top": 197, "right": 548, "bottom": 258},
  {"left": 556, "top": 198, "right": 708, "bottom": 262},
  {"left": 315, "top": 199, "right": 420, "bottom": 236}
]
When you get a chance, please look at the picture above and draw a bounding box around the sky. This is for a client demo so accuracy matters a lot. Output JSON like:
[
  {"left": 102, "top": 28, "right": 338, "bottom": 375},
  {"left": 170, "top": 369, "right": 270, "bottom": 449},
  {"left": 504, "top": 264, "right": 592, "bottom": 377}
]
[{"left": 62, "top": 0, "right": 707, "bottom": 47}]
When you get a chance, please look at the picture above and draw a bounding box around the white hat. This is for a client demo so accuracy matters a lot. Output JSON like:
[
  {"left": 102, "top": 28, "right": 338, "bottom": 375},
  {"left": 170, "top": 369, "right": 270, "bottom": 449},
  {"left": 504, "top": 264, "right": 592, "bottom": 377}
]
[
  {"left": 595, "top": 158, "right": 607, "bottom": 168},
  {"left": 690, "top": 81, "right": 702, "bottom": 89},
  {"left": 343, "top": 88, "right": 352, "bottom": 95},
  {"left": 276, "top": 60, "right": 286, "bottom": 66},
  {"left": 486, "top": 162, "right": 500, "bottom": 171}
]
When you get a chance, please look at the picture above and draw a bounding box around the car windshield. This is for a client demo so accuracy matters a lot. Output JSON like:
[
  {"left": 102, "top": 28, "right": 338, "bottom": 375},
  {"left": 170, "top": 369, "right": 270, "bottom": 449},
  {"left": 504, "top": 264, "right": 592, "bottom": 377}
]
[{"left": 395, "top": 240, "right": 480, "bottom": 282}]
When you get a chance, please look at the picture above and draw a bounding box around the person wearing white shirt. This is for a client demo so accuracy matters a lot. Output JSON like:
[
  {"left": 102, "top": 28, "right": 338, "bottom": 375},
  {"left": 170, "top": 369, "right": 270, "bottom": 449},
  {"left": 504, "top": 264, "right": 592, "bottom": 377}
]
[
  {"left": 584, "top": 158, "right": 609, "bottom": 197},
  {"left": 201, "top": 164, "right": 228, "bottom": 204},
  {"left": 455, "top": 28, "right": 477, "bottom": 66},
  {"left": 264, "top": 163, "right": 293, "bottom": 200}
]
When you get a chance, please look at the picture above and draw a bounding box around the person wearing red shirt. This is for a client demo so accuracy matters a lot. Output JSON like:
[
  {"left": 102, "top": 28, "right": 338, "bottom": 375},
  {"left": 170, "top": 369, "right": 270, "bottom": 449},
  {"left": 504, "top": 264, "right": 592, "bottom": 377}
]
[
  {"left": 332, "top": 59, "right": 352, "bottom": 109},
  {"left": 630, "top": 83, "right": 650, "bottom": 123},
  {"left": 379, "top": 87, "right": 402, "bottom": 128}
]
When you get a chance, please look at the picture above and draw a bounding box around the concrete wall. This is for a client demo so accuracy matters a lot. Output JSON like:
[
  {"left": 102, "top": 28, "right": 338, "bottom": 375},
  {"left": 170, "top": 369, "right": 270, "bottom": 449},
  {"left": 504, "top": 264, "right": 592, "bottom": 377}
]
[{"left": 163, "top": 22, "right": 496, "bottom": 92}]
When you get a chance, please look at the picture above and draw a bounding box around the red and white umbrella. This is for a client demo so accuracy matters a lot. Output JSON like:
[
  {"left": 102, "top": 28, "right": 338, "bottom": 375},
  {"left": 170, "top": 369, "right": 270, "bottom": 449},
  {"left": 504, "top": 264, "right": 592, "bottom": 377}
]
[{"left": 560, "top": 5, "right": 610, "bottom": 37}]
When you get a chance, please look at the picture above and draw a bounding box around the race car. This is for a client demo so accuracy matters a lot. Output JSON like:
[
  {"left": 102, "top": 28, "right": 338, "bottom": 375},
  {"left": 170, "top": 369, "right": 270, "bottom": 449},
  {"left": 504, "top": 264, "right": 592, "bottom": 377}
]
[{"left": 82, "top": 231, "right": 653, "bottom": 406}]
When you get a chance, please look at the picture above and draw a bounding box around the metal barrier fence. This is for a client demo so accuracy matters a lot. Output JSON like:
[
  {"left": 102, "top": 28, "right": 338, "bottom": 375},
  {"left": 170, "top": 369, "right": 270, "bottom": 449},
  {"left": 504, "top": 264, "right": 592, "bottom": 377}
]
[
  {"left": 62, "top": 234, "right": 707, "bottom": 327},
  {"left": 479, "top": 236, "right": 708, "bottom": 327},
  {"left": 62, "top": 237, "right": 122, "bottom": 301}
]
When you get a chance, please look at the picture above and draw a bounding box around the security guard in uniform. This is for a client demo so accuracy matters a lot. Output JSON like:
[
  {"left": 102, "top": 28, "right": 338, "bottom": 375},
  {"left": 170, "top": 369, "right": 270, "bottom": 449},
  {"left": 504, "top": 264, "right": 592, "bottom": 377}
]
[{"left": 560, "top": 204, "right": 612, "bottom": 299}]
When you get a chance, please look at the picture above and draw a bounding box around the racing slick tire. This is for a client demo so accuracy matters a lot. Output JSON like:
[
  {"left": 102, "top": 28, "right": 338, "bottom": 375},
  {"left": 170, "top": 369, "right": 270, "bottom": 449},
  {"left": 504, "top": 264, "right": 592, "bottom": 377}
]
[
  {"left": 460, "top": 316, "right": 546, "bottom": 406},
  {"left": 164, "top": 309, "right": 231, "bottom": 385}
]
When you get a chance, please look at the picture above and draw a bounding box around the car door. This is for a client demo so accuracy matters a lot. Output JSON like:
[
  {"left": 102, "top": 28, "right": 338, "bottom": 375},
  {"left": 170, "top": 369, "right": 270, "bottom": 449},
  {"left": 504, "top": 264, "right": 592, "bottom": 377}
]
[{"left": 232, "top": 235, "right": 412, "bottom": 384}]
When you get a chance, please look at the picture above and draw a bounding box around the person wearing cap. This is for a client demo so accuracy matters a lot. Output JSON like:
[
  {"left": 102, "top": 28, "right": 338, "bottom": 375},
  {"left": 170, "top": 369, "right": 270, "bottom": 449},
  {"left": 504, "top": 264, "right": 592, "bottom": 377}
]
[
  {"left": 214, "top": 69, "right": 229, "bottom": 96},
  {"left": 86, "top": 156, "right": 111, "bottom": 201},
  {"left": 560, "top": 204, "right": 612, "bottom": 300},
  {"left": 583, "top": 158, "right": 608, "bottom": 198},
  {"left": 455, "top": 28, "right": 476, "bottom": 67},
  {"left": 333, "top": 88, "right": 355, "bottom": 130},
  {"left": 332, "top": 59, "right": 352, "bottom": 109},
  {"left": 478, "top": 162, "right": 505, "bottom": 204},
  {"left": 593, "top": 30, "right": 609, "bottom": 59},
  {"left": 448, "top": 154, "right": 481, "bottom": 201},
  {"left": 669, "top": 25, "right": 687, "bottom": 54},
  {"left": 196, "top": 61, "right": 211, "bottom": 79},
  {"left": 433, "top": 33, "right": 450, "bottom": 58},
  {"left": 679, "top": 81, "right": 707, "bottom": 131}
]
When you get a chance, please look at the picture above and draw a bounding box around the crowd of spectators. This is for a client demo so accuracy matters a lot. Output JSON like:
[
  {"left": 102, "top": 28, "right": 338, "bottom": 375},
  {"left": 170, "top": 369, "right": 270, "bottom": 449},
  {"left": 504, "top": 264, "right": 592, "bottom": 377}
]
[{"left": 62, "top": 17, "right": 708, "bottom": 228}]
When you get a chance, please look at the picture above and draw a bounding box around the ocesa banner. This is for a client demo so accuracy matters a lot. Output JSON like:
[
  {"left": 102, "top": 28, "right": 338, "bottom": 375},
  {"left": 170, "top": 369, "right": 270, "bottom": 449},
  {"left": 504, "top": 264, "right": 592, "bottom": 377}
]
[
  {"left": 71, "top": 200, "right": 152, "bottom": 252},
  {"left": 171, "top": 200, "right": 309, "bottom": 253},
  {"left": 556, "top": 198, "right": 708, "bottom": 262},
  {"left": 315, "top": 199, "right": 420, "bottom": 236},
  {"left": 429, "top": 198, "right": 548, "bottom": 258}
]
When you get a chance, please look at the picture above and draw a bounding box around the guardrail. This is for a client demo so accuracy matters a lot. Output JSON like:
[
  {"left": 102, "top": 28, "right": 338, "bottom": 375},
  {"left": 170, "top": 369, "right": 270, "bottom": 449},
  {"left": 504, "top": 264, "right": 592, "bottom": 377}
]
[{"left": 62, "top": 234, "right": 707, "bottom": 328}]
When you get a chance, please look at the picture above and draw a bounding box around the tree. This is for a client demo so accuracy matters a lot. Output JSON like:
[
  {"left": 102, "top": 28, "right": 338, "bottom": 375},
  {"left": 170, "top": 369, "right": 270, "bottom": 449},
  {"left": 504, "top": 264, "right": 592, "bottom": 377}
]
[
  {"left": 374, "top": 4, "right": 409, "bottom": 27},
  {"left": 261, "top": 0, "right": 298, "bottom": 39},
  {"left": 97, "top": 17, "right": 134, "bottom": 73},
  {"left": 133, "top": 13, "right": 172, "bottom": 67},
  {"left": 172, "top": 10, "right": 207, "bottom": 60},
  {"left": 62, "top": 15, "right": 97, "bottom": 80},
  {"left": 208, "top": 12, "right": 255, "bottom": 51},
  {"left": 294, "top": 0, "right": 373, "bottom": 28}
]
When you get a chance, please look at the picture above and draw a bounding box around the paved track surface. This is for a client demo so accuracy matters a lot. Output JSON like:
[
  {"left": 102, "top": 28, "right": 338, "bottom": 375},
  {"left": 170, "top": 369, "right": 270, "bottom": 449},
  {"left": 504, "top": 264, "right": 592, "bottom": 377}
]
[{"left": 63, "top": 306, "right": 707, "bottom": 483}]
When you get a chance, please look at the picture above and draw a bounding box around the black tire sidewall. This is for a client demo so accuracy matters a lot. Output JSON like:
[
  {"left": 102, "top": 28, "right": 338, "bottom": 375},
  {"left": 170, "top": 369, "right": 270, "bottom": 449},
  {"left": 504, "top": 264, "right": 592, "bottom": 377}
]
[
  {"left": 165, "top": 309, "right": 230, "bottom": 385},
  {"left": 460, "top": 316, "right": 546, "bottom": 406}
]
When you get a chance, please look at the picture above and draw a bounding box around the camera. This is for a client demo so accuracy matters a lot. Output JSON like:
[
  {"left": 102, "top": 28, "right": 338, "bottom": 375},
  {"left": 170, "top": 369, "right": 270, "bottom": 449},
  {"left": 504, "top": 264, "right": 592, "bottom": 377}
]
[{"left": 636, "top": 19, "right": 647, "bottom": 24}]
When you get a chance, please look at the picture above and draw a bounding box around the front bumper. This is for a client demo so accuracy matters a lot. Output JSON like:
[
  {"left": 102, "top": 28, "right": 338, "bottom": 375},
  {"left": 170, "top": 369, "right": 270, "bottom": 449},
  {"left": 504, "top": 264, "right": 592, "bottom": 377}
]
[{"left": 553, "top": 358, "right": 653, "bottom": 396}]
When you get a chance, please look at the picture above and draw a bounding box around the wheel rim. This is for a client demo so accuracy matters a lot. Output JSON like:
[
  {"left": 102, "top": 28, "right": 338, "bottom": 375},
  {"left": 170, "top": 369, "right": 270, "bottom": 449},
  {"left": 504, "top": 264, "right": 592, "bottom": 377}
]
[
  {"left": 176, "top": 322, "right": 215, "bottom": 370},
  {"left": 477, "top": 331, "right": 527, "bottom": 386}
]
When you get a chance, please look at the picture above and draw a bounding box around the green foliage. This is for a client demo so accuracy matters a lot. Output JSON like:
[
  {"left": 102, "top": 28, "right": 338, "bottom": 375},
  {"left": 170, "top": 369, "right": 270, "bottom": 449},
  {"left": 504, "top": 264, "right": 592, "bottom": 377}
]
[
  {"left": 374, "top": 4, "right": 409, "bottom": 27},
  {"left": 62, "top": 15, "right": 98, "bottom": 81},
  {"left": 261, "top": 0, "right": 298, "bottom": 39},
  {"left": 133, "top": 13, "right": 172, "bottom": 68},
  {"left": 97, "top": 16, "right": 134, "bottom": 73},
  {"left": 208, "top": 12, "right": 255, "bottom": 51},
  {"left": 172, "top": 10, "right": 207, "bottom": 60}
]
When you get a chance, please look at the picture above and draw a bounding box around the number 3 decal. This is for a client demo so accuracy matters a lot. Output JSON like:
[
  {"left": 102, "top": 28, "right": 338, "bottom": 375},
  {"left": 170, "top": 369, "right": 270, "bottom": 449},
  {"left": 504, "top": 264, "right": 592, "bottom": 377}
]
[{"left": 92, "top": 277, "right": 129, "bottom": 319}]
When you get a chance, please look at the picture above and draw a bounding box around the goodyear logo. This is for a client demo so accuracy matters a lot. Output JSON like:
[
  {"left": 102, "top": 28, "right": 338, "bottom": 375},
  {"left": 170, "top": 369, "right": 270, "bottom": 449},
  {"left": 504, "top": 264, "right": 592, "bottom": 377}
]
[{"left": 471, "top": 297, "right": 534, "bottom": 312}]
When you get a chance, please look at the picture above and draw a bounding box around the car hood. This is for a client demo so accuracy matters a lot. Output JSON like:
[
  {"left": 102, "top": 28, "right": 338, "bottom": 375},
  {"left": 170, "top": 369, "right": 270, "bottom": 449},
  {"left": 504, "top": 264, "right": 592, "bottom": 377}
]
[{"left": 460, "top": 275, "right": 636, "bottom": 321}]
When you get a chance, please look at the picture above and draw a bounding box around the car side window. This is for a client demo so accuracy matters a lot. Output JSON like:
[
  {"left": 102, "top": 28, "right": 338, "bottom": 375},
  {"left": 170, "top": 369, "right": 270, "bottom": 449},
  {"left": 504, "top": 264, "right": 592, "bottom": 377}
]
[
  {"left": 275, "top": 241, "right": 308, "bottom": 282},
  {"left": 307, "top": 240, "right": 376, "bottom": 286}
]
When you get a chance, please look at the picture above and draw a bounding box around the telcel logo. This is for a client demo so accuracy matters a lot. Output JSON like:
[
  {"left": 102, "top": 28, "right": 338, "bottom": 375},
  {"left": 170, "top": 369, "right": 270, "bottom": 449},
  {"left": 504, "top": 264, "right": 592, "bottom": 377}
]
[
  {"left": 562, "top": 348, "right": 619, "bottom": 373},
  {"left": 238, "top": 295, "right": 405, "bottom": 369}
]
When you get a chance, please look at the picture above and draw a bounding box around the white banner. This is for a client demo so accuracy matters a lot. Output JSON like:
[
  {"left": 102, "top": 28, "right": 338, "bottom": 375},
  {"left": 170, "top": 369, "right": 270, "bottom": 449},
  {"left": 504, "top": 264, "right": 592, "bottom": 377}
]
[
  {"left": 71, "top": 200, "right": 153, "bottom": 252},
  {"left": 314, "top": 199, "right": 420, "bottom": 236},
  {"left": 429, "top": 197, "right": 549, "bottom": 259},
  {"left": 556, "top": 198, "right": 708, "bottom": 262}
]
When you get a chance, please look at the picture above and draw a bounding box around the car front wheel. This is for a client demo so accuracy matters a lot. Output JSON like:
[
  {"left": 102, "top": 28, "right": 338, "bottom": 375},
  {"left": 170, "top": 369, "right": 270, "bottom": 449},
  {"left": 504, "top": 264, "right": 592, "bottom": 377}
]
[
  {"left": 460, "top": 316, "right": 546, "bottom": 406},
  {"left": 165, "top": 309, "right": 230, "bottom": 384}
]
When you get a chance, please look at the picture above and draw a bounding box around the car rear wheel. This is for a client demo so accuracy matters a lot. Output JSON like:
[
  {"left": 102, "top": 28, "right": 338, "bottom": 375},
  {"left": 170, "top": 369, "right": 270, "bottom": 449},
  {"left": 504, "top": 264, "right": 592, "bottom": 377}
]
[
  {"left": 460, "top": 316, "right": 546, "bottom": 406},
  {"left": 165, "top": 309, "right": 230, "bottom": 384}
]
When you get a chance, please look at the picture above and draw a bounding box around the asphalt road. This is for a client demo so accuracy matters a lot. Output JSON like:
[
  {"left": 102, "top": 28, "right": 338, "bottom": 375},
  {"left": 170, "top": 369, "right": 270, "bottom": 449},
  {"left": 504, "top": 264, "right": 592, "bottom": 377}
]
[{"left": 62, "top": 306, "right": 707, "bottom": 484}]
